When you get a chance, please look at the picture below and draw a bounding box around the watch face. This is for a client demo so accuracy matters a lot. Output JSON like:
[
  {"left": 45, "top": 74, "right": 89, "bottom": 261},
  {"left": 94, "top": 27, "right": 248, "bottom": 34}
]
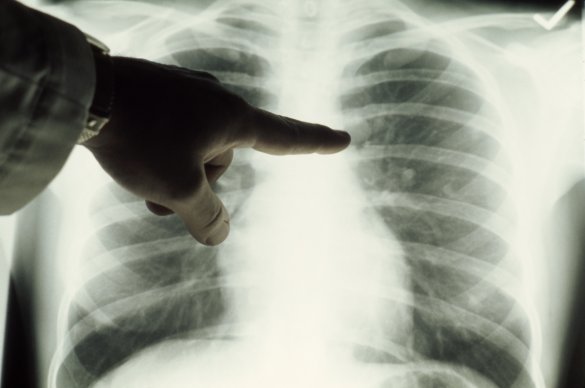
[{"left": 78, "top": 114, "right": 109, "bottom": 144}]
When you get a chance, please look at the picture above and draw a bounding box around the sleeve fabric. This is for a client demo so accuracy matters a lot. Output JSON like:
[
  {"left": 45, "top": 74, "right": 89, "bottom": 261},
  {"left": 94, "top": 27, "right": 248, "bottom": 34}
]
[{"left": 0, "top": 0, "right": 95, "bottom": 214}]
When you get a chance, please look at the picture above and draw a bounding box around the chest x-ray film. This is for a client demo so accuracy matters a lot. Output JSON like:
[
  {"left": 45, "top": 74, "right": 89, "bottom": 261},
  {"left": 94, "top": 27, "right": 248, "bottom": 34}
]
[{"left": 3, "top": 0, "right": 584, "bottom": 387}]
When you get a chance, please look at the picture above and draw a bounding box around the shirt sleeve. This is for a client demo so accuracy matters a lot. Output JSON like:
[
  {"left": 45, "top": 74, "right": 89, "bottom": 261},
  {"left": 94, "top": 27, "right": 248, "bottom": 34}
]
[{"left": 0, "top": 0, "right": 95, "bottom": 215}]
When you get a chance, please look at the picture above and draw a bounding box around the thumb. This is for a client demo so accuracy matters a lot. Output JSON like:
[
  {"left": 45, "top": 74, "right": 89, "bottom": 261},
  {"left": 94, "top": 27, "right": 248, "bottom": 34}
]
[{"left": 168, "top": 177, "right": 230, "bottom": 246}]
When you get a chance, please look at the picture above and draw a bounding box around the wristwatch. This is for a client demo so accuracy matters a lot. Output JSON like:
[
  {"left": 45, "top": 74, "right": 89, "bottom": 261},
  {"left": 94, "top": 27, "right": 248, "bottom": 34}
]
[{"left": 77, "top": 35, "right": 114, "bottom": 144}]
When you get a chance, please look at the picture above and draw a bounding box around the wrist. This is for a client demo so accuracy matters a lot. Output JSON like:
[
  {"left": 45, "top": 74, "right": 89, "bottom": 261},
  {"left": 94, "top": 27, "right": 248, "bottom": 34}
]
[{"left": 78, "top": 36, "right": 114, "bottom": 145}]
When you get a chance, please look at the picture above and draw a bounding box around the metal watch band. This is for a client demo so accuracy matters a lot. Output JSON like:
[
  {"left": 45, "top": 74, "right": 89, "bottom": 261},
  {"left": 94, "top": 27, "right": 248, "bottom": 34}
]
[{"left": 77, "top": 35, "right": 113, "bottom": 144}]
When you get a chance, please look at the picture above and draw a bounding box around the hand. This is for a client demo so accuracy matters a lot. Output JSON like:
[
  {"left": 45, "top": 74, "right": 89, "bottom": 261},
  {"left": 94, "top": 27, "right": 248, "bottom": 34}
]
[{"left": 83, "top": 57, "right": 351, "bottom": 245}]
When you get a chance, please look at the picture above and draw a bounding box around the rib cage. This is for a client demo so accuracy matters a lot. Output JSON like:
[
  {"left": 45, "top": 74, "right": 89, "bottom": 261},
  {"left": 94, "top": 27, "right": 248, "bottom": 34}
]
[
  {"left": 339, "top": 12, "right": 535, "bottom": 388},
  {"left": 161, "top": 2, "right": 280, "bottom": 110},
  {"left": 50, "top": 2, "right": 541, "bottom": 387},
  {"left": 52, "top": 6, "right": 277, "bottom": 386},
  {"left": 55, "top": 187, "right": 225, "bottom": 387},
  {"left": 55, "top": 163, "right": 258, "bottom": 387}
]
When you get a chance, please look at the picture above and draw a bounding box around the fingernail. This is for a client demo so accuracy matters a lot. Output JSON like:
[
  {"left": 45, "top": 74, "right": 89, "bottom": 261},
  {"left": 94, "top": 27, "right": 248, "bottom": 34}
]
[{"left": 334, "top": 130, "right": 351, "bottom": 139}]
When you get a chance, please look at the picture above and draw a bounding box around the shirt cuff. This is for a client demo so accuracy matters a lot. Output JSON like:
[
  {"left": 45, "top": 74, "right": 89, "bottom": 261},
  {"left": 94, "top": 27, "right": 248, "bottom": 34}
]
[{"left": 0, "top": 1, "right": 96, "bottom": 214}]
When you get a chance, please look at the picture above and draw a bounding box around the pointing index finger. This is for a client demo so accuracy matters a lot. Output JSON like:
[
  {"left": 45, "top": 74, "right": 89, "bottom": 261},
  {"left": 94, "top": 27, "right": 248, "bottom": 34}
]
[{"left": 248, "top": 108, "right": 351, "bottom": 155}]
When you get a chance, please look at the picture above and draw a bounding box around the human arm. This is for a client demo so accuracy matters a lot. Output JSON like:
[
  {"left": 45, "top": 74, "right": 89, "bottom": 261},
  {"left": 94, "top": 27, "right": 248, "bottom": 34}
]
[
  {"left": 0, "top": 0, "right": 95, "bottom": 214},
  {"left": 0, "top": 2, "right": 350, "bottom": 242},
  {"left": 83, "top": 56, "right": 351, "bottom": 245}
]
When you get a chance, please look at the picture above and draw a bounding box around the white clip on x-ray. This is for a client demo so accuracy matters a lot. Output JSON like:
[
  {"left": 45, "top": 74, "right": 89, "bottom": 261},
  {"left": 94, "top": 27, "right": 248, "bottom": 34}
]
[{"left": 0, "top": 0, "right": 583, "bottom": 387}]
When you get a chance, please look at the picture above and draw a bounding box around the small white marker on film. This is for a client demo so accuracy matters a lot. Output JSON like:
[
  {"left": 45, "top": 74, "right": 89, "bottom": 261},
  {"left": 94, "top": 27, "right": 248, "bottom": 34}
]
[{"left": 533, "top": 0, "right": 576, "bottom": 30}]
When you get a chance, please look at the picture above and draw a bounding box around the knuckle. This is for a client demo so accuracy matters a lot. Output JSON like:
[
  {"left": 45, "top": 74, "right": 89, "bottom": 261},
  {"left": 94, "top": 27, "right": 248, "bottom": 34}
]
[
  {"left": 226, "top": 93, "right": 250, "bottom": 116},
  {"left": 228, "top": 96, "right": 255, "bottom": 144},
  {"left": 167, "top": 173, "right": 205, "bottom": 200},
  {"left": 202, "top": 204, "right": 224, "bottom": 232},
  {"left": 200, "top": 204, "right": 229, "bottom": 245}
]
